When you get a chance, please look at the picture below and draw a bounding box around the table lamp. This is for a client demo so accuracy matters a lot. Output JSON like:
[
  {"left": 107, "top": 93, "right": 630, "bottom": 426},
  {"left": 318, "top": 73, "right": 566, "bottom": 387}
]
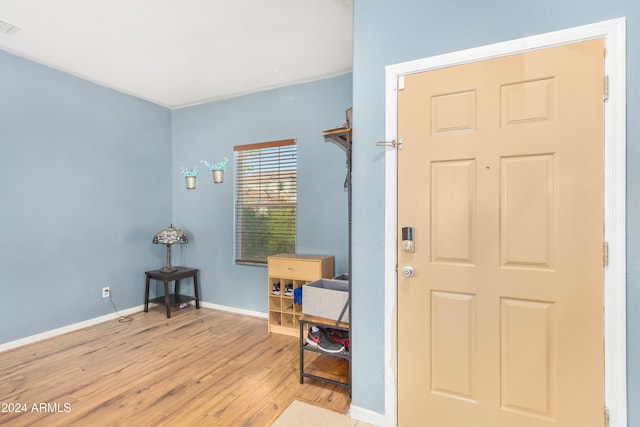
[{"left": 152, "top": 224, "right": 188, "bottom": 273}]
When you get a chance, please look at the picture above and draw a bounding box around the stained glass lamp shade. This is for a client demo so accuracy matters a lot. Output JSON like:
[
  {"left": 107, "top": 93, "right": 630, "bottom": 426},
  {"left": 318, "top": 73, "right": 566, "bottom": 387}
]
[{"left": 152, "top": 224, "right": 188, "bottom": 273}]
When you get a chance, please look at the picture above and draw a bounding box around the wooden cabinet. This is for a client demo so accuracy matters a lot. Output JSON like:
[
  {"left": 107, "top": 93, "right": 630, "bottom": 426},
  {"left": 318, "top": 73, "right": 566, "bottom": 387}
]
[{"left": 267, "top": 254, "right": 334, "bottom": 337}]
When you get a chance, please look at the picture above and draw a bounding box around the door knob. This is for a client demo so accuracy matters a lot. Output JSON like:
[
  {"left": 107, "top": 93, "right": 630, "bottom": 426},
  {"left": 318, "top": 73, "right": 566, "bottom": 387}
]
[{"left": 402, "top": 266, "right": 415, "bottom": 278}]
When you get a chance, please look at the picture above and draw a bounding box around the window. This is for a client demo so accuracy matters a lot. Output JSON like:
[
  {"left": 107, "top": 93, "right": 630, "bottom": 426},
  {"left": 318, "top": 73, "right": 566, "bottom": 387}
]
[{"left": 234, "top": 139, "right": 297, "bottom": 265}]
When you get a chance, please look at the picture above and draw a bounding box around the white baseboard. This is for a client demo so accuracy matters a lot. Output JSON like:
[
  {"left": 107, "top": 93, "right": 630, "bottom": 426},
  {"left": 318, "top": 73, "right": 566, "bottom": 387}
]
[
  {"left": 199, "top": 301, "right": 267, "bottom": 319},
  {"left": 0, "top": 302, "right": 267, "bottom": 355},
  {"left": 0, "top": 305, "right": 145, "bottom": 353},
  {"left": 0, "top": 302, "right": 267, "bottom": 354},
  {"left": 350, "top": 404, "right": 386, "bottom": 427}
]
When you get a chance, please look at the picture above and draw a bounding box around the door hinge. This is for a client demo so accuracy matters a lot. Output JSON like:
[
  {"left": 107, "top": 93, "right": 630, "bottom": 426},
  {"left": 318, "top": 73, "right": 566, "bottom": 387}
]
[
  {"left": 603, "top": 242, "right": 609, "bottom": 267},
  {"left": 603, "top": 75, "right": 609, "bottom": 102},
  {"left": 604, "top": 406, "right": 610, "bottom": 427},
  {"left": 398, "top": 75, "right": 405, "bottom": 91}
]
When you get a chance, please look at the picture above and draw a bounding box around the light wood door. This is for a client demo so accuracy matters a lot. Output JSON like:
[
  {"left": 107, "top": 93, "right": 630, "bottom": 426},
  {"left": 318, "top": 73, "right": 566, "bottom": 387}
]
[{"left": 397, "top": 40, "right": 605, "bottom": 426}]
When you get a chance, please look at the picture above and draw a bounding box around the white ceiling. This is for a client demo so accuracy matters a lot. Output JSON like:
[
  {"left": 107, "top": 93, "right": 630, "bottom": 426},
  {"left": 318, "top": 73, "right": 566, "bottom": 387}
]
[{"left": 0, "top": 0, "right": 353, "bottom": 108}]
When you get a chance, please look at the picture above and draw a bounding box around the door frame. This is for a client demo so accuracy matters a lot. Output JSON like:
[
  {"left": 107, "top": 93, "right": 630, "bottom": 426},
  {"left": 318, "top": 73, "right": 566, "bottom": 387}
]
[{"left": 383, "top": 18, "right": 626, "bottom": 427}]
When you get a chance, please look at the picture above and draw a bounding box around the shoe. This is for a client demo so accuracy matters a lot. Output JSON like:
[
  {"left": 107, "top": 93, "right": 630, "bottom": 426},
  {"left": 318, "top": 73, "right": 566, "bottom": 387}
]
[
  {"left": 271, "top": 283, "right": 280, "bottom": 295},
  {"left": 284, "top": 284, "right": 293, "bottom": 297},
  {"left": 327, "top": 328, "right": 350, "bottom": 350},
  {"left": 306, "top": 326, "right": 345, "bottom": 354}
]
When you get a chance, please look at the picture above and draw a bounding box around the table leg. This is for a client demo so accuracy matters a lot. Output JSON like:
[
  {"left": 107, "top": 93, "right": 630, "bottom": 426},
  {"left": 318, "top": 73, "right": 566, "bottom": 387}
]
[
  {"left": 144, "top": 275, "right": 151, "bottom": 312},
  {"left": 193, "top": 273, "right": 200, "bottom": 309},
  {"left": 164, "top": 281, "right": 171, "bottom": 318}
]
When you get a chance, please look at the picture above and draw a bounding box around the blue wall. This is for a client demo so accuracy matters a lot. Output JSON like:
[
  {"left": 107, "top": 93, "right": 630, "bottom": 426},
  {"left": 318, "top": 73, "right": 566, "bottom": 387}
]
[
  {"left": 171, "top": 74, "right": 352, "bottom": 311},
  {"left": 0, "top": 49, "right": 351, "bottom": 345},
  {"left": 351, "top": 0, "right": 639, "bottom": 420},
  {"left": 0, "top": 50, "right": 172, "bottom": 344}
]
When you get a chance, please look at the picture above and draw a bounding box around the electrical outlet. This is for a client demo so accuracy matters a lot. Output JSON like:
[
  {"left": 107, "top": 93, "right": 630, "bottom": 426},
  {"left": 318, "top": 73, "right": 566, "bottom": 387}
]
[{"left": 102, "top": 287, "right": 110, "bottom": 298}]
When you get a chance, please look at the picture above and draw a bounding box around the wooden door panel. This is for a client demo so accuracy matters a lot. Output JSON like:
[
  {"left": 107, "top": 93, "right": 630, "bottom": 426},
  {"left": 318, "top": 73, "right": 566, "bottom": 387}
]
[
  {"left": 500, "top": 154, "right": 555, "bottom": 269},
  {"left": 431, "top": 160, "right": 476, "bottom": 264},
  {"left": 500, "top": 298, "right": 556, "bottom": 418},
  {"left": 432, "top": 90, "right": 477, "bottom": 134},
  {"left": 431, "top": 291, "right": 476, "bottom": 401},
  {"left": 398, "top": 39, "right": 605, "bottom": 427},
  {"left": 500, "top": 78, "right": 555, "bottom": 127}
]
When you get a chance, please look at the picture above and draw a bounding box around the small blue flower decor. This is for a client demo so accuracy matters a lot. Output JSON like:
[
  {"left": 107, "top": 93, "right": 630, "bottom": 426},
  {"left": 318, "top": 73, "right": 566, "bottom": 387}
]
[
  {"left": 180, "top": 166, "right": 199, "bottom": 189},
  {"left": 200, "top": 157, "right": 229, "bottom": 183}
]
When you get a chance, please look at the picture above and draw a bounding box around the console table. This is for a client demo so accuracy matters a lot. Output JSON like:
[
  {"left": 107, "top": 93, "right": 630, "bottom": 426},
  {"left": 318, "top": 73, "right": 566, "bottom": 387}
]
[{"left": 144, "top": 267, "right": 200, "bottom": 318}]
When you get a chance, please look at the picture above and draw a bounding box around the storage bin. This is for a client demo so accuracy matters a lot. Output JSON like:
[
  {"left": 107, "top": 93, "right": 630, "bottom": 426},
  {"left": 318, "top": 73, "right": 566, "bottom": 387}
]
[
  {"left": 333, "top": 273, "right": 350, "bottom": 281},
  {"left": 303, "top": 279, "right": 349, "bottom": 323}
]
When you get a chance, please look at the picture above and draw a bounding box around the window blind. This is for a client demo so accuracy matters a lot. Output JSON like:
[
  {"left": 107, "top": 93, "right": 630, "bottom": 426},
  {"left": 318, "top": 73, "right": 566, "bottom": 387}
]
[{"left": 234, "top": 139, "right": 297, "bottom": 265}]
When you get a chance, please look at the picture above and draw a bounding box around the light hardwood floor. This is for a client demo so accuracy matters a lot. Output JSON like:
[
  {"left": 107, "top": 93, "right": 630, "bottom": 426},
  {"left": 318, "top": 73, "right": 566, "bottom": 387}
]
[{"left": 0, "top": 306, "right": 350, "bottom": 426}]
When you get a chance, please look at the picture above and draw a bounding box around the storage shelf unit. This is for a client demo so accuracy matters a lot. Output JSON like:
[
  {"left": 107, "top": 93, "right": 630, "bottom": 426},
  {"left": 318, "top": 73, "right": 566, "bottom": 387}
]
[
  {"left": 298, "top": 126, "right": 352, "bottom": 393},
  {"left": 267, "top": 254, "right": 334, "bottom": 337},
  {"left": 300, "top": 314, "right": 350, "bottom": 392}
]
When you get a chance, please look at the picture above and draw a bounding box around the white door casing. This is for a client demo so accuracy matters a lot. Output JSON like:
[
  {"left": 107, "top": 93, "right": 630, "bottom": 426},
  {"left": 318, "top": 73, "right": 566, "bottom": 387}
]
[{"left": 383, "top": 18, "right": 626, "bottom": 427}]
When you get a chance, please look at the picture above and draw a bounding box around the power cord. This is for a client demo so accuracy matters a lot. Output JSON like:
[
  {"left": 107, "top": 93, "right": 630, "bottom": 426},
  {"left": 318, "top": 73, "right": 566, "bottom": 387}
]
[{"left": 108, "top": 290, "right": 134, "bottom": 323}]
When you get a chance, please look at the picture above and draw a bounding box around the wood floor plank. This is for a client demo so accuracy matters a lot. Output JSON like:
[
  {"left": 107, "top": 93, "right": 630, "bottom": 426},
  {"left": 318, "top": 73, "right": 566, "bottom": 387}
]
[{"left": 0, "top": 308, "right": 350, "bottom": 426}]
